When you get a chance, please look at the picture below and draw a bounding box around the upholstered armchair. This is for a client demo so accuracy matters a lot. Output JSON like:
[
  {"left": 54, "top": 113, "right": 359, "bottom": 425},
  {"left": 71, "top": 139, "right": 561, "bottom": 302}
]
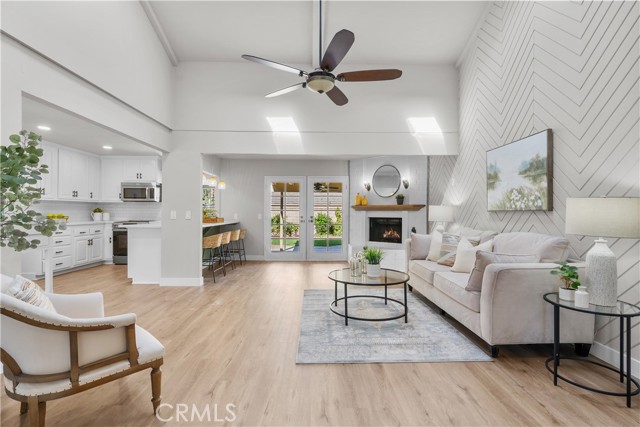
[{"left": 0, "top": 275, "right": 164, "bottom": 427}]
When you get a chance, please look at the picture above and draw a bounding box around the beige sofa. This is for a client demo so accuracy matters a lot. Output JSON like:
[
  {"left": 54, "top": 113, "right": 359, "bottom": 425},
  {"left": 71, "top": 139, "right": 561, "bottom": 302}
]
[{"left": 405, "top": 231, "right": 595, "bottom": 356}]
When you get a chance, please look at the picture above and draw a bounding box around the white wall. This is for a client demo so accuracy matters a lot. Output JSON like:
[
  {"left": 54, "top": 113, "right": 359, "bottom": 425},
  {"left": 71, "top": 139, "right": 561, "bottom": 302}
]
[
  {"left": 172, "top": 62, "right": 460, "bottom": 156},
  {"left": 432, "top": 1, "right": 639, "bottom": 372},
  {"left": 219, "top": 159, "right": 349, "bottom": 258},
  {"left": 349, "top": 156, "right": 428, "bottom": 247},
  {"left": 1, "top": 1, "right": 174, "bottom": 127}
]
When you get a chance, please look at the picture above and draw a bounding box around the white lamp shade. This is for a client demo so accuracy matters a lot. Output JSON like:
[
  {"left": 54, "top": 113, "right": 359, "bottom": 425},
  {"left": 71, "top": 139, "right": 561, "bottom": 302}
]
[
  {"left": 429, "top": 205, "right": 455, "bottom": 223},
  {"left": 565, "top": 197, "right": 640, "bottom": 238}
]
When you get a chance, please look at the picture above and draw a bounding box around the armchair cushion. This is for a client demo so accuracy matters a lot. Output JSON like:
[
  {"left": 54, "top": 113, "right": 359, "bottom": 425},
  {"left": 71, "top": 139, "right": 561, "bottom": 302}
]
[
  {"left": 46, "top": 292, "right": 105, "bottom": 318},
  {"left": 7, "top": 276, "right": 56, "bottom": 313}
]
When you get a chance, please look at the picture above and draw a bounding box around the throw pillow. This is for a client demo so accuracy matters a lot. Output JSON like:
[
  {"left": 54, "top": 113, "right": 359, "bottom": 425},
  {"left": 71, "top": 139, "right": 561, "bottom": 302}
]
[
  {"left": 426, "top": 227, "right": 444, "bottom": 261},
  {"left": 410, "top": 233, "right": 431, "bottom": 260},
  {"left": 7, "top": 275, "right": 56, "bottom": 313},
  {"left": 436, "top": 233, "right": 462, "bottom": 267},
  {"left": 466, "top": 252, "right": 539, "bottom": 292},
  {"left": 451, "top": 239, "right": 493, "bottom": 273}
]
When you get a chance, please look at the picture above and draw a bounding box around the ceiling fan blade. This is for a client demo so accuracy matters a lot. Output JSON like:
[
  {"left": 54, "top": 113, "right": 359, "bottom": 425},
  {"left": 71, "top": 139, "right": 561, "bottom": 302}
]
[
  {"left": 326, "top": 86, "right": 348, "bottom": 106},
  {"left": 320, "top": 29, "right": 355, "bottom": 72},
  {"left": 337, "top": 69, "right": 403, "bottom": 82},
  {"left": 241, "top": 55, "right": 307, "bottom": 76},
  {"left": 265, "top": 82, "right": 306, "bottom": 98}
]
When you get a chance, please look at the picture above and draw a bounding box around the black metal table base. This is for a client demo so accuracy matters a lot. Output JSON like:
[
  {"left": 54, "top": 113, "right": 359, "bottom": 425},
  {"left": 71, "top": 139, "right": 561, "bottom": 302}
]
[
  {"left": 545, "top": 356, "right": 640, "bottom": 399},
  {"left": 331, "top": 281, "right": 408, "bottom": 325}
]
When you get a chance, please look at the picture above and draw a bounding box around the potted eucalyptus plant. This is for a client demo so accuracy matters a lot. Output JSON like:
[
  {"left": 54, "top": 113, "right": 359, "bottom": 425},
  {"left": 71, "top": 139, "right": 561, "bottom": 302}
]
[
  {"left": 1, "top": 131, "right": 63, "bottom": 252},
  {"left": 551, "top": 261, "right": 581, "bottom": 301},
  {"left": 363, "top": 247, "right": 384, "bottom": 277}
]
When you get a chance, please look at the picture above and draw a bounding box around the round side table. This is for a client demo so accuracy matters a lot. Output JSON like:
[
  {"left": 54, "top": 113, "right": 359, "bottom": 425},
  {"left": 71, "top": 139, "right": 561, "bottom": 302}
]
[{"left": 543, "top": 292, "right": 640, "bottom": 408}]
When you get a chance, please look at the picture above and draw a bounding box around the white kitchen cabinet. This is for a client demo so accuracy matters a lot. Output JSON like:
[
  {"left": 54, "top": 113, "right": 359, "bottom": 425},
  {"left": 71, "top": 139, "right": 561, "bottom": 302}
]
[
  {"left": 103, "top": 223, "right": 113, "bottom": 263},
  {"left": 101, "top": 157, "right": 124, "bottom": 202},
  {"left": 38, "top": 142, "right": 58, "bottom": 200},
  {"left": 88, "top": 156, "right": 101, "bottom": 201},
  {"left": 123, "top": 157, "right": 159, "bottom": 181},
  {"left": 89, "top": 236, "right": 104, "bottom": 261},
  {"left": 58, "top": 148, "right": 89, "bottom": 200},
  {"left": 74, "top": 237, "right": 90, "bottom": 265}
]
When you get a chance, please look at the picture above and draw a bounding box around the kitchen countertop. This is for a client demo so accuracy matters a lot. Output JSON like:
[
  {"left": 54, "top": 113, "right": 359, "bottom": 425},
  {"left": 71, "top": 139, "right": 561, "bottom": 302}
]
[{"left": 123, "top": 220, "right": 240, "bottom": 229}]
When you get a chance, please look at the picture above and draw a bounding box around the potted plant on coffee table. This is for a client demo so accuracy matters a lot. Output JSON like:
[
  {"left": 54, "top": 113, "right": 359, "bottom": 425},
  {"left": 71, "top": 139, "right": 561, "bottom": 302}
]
[
  {"left": 363, "top": 247, "right": 384, "bottom": 277},
  {"left": 395, "top": 194, "right": 405, "bottom": 205},
  {"left": 551, "top": 262, "right": 581, "bottom": 301}
]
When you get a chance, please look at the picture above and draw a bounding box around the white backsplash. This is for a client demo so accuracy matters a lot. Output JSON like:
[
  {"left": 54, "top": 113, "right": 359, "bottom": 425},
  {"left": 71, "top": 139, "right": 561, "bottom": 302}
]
[{"left": 31, "top": 201, "right": 162, "bottom": 222}]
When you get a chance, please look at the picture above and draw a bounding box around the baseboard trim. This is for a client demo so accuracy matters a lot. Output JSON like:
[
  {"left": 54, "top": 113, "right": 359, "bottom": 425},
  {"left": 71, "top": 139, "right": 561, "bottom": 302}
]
[
  {"left": 246, "top": 255, "right": 265, "bottom": 261},
  {"left": 159, "top": 277, "right": 204, "bottom": 287},
  {"left": 591, "top": 341, "right": 639, "bottom": 379}
]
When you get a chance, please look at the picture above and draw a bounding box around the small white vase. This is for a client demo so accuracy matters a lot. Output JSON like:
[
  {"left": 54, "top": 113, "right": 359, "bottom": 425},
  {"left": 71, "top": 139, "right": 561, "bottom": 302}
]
[
  {"left": 91, "top": 212, "right": 103, "bottom": 221},
  {"left": 102, "top": 212, "right": 110, "bottom": 221},
  {"left": 367, "top": 263, "right": 381, "bottom": 278},
  {"left": 558, "top": 287, "right": 575, "bottom": 301}
]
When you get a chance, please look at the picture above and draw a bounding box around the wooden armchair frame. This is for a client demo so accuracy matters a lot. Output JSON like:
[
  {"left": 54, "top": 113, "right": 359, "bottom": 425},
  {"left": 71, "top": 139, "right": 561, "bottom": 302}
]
[{"left": 1, "top": 307, "right": 163, "bottom": 427}]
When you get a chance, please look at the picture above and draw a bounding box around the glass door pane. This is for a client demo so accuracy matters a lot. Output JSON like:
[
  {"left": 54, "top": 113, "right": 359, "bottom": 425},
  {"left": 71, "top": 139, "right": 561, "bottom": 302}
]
[
  {"left": 307, "top": 177, "right": 348, "bottom": 261},
  {"left": 265, "top": 177, "right": 306, "bottom": 260}
]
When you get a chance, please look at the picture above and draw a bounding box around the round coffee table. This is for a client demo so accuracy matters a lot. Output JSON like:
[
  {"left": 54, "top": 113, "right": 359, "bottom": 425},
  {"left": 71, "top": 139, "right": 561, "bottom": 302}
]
[{"left": 328, "top": 268, "right": 410, "bottom": 325}]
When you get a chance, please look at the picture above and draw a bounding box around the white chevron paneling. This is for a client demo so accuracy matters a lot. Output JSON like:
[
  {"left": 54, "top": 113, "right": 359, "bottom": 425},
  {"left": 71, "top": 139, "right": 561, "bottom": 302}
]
[{"left": 431, "top": 1, "right": 640, "bottom": 363}]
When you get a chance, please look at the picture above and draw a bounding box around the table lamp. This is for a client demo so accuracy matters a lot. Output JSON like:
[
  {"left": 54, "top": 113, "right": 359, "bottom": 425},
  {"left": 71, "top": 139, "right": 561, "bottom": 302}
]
[
  {"left": 429, "top": 205, "right": 455, "bottom": 231},
  {"left": 565, "top": 197, "right": 640, "bottom": 306}
]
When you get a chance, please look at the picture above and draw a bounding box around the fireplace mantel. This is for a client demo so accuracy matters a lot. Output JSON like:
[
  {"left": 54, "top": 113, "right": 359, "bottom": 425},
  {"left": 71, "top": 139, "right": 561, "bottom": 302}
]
[{"left": 351, "top": 204, "right": 426, "bottom": 212}]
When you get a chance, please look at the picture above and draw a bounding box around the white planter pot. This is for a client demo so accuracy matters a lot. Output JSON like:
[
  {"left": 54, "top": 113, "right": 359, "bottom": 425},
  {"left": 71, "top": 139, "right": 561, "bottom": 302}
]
[
  {"left": 559, "top": 287, "right": 575, "bottom": 301},
  {"left": 91, "top": 212, "right": 103, "bottom": 221},
  {"left": 367, "top": 263, "right": 381, "bottom": 278}
]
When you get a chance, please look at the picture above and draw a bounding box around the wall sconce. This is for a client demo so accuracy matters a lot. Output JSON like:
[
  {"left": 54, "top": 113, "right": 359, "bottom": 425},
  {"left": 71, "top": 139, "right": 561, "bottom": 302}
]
[
  {"left": 364, "top": 182, "right": 371, "bottom": 191},
  {"left": 402, "top": 178, "right": 410, "bottom": 189},
  {"left": 218, "top": 180, "right": 226, "bottom": 190}
]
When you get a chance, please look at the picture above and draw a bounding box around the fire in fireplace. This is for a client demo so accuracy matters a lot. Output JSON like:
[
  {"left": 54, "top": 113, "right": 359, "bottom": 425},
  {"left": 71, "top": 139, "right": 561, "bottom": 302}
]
[{"left": 369, "top": 217, "right": 402, "bottom": 244}]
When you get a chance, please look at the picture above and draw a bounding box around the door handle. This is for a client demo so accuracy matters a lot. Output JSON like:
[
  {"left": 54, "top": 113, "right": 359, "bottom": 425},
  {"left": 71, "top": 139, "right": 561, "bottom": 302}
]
[
  {"left": 55, "top": 262, "right": 63, "bottom": 266},
  {"left": 90, "top": 192, "right": 93, "bottom": 199},
  {"left": 109, "top": 237, "right": 112, "bottom": 243},
  {"left": 55, "top": 250, "right": 62, "bottom": 254}
]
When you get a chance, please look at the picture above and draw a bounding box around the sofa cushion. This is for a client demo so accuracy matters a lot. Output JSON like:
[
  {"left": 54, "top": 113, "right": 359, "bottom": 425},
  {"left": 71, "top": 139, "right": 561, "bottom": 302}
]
[
  {"left": 493, "top": 232, "right": 570, "bottom": 263},
  {"left": 437, "top": 232, "right": 461, "bottom": 265},
  {"left": 466, "top": 251, "right": 539, "bottom": 292},
  {"left": 426, "top": 228, "right": 444, "bottom": 261},
  {"left": 433, "top": 271, "right": 480, "bottom": 313},
  {"left": 409, "top": 233, "right": 431, "bottom": 260},
  {"left": 409, "top": 260, "right": 451, "bottom": 285},
  {"left": 451, "top": 239, "right": 493, "bottom": 273},
  {"left": 452, "top": 226, "right": 498, "bottom": 244}
]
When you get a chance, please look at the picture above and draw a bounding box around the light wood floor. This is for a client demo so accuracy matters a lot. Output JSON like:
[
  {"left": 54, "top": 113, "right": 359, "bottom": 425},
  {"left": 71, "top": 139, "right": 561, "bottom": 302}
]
[{"left": 1, "top": 262, "right": 638, "bottom": 426}]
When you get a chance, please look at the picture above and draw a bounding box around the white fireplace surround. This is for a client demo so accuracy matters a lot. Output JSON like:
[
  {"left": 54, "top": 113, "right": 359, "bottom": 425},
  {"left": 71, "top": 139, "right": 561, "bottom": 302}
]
[{"left": 365, "top": 211, "right": 408, "bottom": 250}]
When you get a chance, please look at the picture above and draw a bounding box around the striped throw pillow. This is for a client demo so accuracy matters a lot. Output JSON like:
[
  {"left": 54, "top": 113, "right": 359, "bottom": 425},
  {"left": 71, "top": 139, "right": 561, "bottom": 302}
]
[
  {"left": 7, "top": 276, "right": 56, "bottom": 313},
  {"left": 437, "top": 234, "right": 481, "bottom": 267}
]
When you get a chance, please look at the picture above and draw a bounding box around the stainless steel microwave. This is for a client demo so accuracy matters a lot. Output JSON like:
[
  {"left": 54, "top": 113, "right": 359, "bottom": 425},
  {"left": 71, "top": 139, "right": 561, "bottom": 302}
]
[{"left": 120, "top": 182, "right": 161, "bottom": 202}]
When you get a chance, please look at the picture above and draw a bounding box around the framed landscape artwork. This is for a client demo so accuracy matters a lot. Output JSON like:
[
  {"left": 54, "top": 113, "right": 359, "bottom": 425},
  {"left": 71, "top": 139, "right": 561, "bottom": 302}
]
[{"left": 486, "top": 129, "right": 553, "bottom": 211}]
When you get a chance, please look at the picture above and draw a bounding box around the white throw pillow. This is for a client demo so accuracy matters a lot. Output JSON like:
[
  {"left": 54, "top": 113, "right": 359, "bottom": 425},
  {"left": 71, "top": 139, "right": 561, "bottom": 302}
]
[
  {"left": 7, "top": 275, "right": 56, "bottom": 313},
  {"left": 451, "top": 239, "right": 494, "bottom": 273},
  {"left": 426, "top": 227, "right": 444, "bottom": 261}
]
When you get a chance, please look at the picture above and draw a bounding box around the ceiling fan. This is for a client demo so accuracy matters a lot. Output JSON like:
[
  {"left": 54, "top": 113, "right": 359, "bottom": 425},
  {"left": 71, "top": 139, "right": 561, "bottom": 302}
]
[{"left": 241, "top": 1, "right": 402, "bottom": 106}]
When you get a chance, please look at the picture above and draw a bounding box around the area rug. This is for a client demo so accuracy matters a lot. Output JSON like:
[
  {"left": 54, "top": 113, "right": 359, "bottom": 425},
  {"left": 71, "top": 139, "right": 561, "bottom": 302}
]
[{"left": 296, "top": 289, "right": 492, "bottom": 364}]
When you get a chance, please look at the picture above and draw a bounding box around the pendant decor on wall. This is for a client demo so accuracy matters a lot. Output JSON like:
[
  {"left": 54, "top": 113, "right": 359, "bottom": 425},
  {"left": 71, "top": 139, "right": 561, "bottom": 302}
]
[{"left": 486, "top": 129, "right": 553, "bottom": 211}]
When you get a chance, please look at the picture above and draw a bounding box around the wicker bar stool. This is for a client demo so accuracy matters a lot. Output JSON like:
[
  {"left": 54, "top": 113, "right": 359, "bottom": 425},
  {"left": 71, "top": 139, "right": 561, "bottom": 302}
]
[
  {"left": 202, "top": 234, "right": 225, "bottom": 282},
  {"left": 219, "top": 231, "right": 236, "bottom": 271},
  {"left": 228, "top": 229, "right": 243, "bottom": 266},
  {"left": 238, "top": 229, "right": 247, "bottom": 263}
]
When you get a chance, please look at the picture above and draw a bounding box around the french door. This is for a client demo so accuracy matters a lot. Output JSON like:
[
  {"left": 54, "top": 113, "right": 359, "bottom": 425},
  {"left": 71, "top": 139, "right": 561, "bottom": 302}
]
[{"left": 264, "top": 176, "right": 348, "bottom": 261}]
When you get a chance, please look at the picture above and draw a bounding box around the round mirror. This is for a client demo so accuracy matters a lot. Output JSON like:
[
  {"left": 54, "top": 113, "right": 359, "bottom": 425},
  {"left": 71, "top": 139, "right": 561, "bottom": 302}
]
[{"left": 372, "top": 165, "right": 401, "bottom": 198}]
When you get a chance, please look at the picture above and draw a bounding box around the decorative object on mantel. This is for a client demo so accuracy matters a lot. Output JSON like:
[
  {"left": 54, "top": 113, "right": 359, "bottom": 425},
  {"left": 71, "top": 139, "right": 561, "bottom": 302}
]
[
  {"left": 565, "top": 197, "right": 640, "bottom": 306},
  {"left": 487, "top": 129, "right": 553, "bottom": 212},
  {"left": 428, "top": 205, "right": 455, "bottom": 230},
  {"left": 361, "top": 195, "right": 368, "bottom": 206},
  {"left": 355, "top": 192, "right": 362, "bottom": 205},
  {"left": 363, "top": 247, "right": 384, "bottom": 277},
  {"left": 352, "top": 204, "right": 425, "bottom": 211},
  {"left": 550, "top": 261, "right": 581, "bottom": 301},
  {"left": 395, "top": 194, "right": 405, "bottom": 205}
]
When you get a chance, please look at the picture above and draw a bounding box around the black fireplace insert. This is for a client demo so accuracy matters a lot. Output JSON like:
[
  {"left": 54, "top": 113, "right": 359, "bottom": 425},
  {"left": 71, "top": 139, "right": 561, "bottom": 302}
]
[{"left": 369, "top": 217, "right": 402, "bottom": 244}]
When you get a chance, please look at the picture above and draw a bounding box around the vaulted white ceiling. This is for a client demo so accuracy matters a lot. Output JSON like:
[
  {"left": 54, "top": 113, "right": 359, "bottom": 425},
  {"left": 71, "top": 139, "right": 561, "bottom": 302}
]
[{"left": 149, "top": 1, "right": 488, "bottom": 66}]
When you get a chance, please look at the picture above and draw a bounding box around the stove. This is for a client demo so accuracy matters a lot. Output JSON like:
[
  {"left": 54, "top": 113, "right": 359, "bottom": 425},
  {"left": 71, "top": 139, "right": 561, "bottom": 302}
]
[{"left": 113, "top": 220, "right": 152, "bottom": 264}]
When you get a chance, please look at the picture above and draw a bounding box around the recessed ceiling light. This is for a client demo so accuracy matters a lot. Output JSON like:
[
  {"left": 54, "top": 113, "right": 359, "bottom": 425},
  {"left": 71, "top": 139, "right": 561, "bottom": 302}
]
[
  {"left": 102, "top": 145, "right": 113, "bottom": 150},
  {"left": 37, "top": 125, "right": 51, "bottom": 131}
]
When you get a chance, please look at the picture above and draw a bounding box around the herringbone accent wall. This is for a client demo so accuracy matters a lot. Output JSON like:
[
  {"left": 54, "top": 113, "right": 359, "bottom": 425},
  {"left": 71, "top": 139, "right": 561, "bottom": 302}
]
[{"left": 430, "top": 1, "right": 639, "bottom": 362}]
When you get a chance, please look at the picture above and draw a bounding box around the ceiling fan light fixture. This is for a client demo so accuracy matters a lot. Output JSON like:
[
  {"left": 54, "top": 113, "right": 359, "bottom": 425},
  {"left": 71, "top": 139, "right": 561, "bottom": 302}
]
[{"left": 306, "top": 73, "right": 335, "bottom": 94}]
